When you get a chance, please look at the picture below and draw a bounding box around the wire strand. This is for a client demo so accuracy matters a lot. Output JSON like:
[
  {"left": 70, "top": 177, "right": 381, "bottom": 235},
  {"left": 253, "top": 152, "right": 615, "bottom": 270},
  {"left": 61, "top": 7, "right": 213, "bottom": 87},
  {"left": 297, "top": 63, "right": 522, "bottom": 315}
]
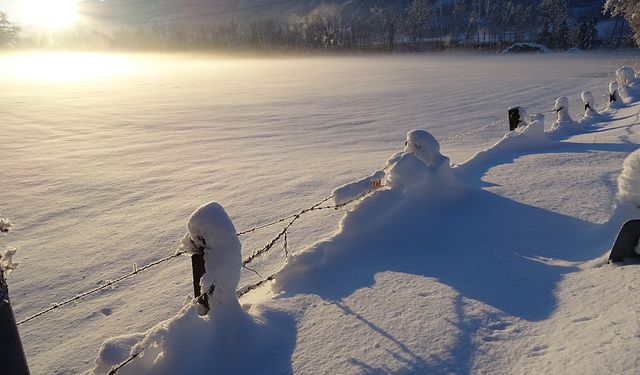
[{"left": 16, "top": 252, "right": 185, "bottom": 326}]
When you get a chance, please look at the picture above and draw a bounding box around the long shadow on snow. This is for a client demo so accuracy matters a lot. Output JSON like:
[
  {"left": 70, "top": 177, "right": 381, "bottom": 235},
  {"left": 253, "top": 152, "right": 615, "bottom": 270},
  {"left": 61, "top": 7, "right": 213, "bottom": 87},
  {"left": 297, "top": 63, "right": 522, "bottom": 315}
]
[
  {"left": 278, "top": 135, "right": 640, "bottom": 322},
  {"left": 275, "top": 187, "right": 595, "bottom": 374},
  {"left": 280, "top": 187, "right": 590, "bottom": 322},
  {"left": 274, "top": 130, "right": 638, "bottom": 373},
  {"left": 455, "top": 140, "right": 638, "bottom": 187}
]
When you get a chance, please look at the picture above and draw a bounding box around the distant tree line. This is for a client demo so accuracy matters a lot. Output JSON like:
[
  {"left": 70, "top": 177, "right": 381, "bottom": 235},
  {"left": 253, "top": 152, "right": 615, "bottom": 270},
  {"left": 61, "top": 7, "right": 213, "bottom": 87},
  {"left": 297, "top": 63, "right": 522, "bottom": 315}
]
[
  {"left": 0, "top": 12, "right": 20, "bottom": 48},
  {"left": 1, "top": 0, "right": 637, "bottom": 52}
]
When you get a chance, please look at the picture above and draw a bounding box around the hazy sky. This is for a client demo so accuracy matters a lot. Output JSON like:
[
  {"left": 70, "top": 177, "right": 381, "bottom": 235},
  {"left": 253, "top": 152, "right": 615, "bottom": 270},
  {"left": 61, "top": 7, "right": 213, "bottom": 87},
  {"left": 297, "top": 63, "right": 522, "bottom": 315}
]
[
  {"left": 0, "top": 1, "right": 26, "bottom": 22},
  {"left": 1, "top": 0, "right": 83, "bottom": 27}
]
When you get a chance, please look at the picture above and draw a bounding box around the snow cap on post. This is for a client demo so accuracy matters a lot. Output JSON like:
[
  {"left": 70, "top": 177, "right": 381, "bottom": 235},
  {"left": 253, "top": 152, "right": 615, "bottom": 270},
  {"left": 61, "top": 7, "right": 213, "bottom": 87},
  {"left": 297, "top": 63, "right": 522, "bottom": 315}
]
[
  {"left": 178, "top": 202, "right": 242, "bottom": 315},
  {"left": 610, "top": 81, "right": 619, "bottom": 104},
  {"left": 553, "top": 96, "right": 571, "bottom": 122},
  {"left": 403, "top": 129, "right": 446, "bottom": 168},
  {"left": 580, "top": 91, "right": 598, "bottom": 117}
]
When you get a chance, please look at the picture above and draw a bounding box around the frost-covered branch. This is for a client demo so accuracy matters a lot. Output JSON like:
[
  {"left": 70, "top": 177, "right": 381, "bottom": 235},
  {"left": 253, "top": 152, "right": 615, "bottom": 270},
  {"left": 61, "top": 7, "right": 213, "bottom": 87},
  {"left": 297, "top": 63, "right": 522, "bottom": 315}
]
[
  {"left": 0, "top": 246, "right": 19, "bottom": 276},
  {"left": 0, "top": 214, "right": 18, "bottom": 276},
  {"left": 0, "top": 216, "right": 12, "bottom": 233},
  {"left": 604, "top": 0, "right": 640, "bottom": 46}
]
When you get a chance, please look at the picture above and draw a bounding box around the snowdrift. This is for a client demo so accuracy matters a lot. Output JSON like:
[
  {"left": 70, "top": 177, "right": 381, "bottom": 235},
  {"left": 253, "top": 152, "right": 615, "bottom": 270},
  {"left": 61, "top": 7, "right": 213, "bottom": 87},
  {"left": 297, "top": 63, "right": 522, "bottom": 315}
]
[{"left": 87, "top": 60, "right": 640, "bottom": 373}]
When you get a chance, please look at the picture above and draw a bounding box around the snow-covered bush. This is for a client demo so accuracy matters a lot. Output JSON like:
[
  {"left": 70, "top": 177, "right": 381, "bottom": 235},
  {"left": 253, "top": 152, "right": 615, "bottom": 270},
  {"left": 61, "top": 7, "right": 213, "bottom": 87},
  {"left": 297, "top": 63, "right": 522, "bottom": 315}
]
[
  {"left": 617, "top": 67, "right": 637, "bottom": 85},
  {"left": 618, "top": 148, "right": 640, "bottom": 206},
  {"left": 614, "top": 67, "right": 640, "bottom": 103}
]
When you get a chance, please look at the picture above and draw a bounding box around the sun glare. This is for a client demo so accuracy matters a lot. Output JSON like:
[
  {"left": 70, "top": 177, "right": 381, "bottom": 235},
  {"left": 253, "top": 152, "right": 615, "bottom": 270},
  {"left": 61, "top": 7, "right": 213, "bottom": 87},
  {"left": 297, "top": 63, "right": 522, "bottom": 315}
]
[
  {"left": 2, "top": 53, "right": 132, "bottom": 81},
  {"left": 22, "top": 0, "right": 78, "bottom": 29}
]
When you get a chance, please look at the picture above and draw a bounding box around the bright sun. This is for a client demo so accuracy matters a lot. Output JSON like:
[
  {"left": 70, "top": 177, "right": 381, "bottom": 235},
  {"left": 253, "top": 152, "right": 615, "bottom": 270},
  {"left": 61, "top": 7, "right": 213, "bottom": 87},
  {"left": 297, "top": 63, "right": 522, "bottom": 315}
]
[{"left": 22, "top": 0, "right": 78, "bottom": 29}]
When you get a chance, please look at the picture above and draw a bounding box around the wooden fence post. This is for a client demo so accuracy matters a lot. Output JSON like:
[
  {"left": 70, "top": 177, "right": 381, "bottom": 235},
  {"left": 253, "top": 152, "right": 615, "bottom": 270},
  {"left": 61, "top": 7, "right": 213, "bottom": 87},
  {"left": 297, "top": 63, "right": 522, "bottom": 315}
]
[
  {"left": 508, "top": 107, "right": 521, "bottom": 131},
  {"left": 0, "top": 268, "right": 30, "bottom": 375},
  {"left": 191, "top": 252, "right": 209, "bottom": 313}
]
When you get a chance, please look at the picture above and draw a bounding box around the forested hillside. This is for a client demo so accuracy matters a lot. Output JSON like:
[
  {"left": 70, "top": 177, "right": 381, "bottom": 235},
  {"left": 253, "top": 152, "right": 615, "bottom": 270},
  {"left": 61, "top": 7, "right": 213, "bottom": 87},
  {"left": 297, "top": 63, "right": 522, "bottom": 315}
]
[{"left": 4, "top": 0, "right": 634, "bottom": 52}]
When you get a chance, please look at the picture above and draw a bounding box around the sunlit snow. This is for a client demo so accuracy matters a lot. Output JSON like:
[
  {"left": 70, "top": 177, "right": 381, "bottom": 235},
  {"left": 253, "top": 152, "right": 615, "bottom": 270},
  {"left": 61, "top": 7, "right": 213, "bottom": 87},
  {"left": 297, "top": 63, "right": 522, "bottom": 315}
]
[{"left": 3, "top": 52, "right": 640, "bottom": 374}]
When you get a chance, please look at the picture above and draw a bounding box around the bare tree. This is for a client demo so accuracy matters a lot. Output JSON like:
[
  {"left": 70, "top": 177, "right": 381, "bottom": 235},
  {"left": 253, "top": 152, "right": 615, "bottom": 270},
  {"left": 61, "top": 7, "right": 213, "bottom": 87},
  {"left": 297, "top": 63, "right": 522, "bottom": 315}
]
[
  {"left": 538, "top": 0, "right": 568, "bottom": 49},
  {"left": 450, "top": 0, "right": 466, "bottom": 45},
  {"left": 406, "top": 0, "right": 434, "bottom": 50},
  {"left": 370, "top": 4, "right": 402, "bottom": 51}
]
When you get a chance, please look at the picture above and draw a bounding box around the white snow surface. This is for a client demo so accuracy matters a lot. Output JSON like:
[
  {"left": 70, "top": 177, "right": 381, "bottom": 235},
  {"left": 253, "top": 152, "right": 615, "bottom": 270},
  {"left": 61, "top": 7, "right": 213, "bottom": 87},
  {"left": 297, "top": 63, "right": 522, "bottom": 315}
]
[{"left": 3, "top": 51, "right": 640, "bottom": 374}]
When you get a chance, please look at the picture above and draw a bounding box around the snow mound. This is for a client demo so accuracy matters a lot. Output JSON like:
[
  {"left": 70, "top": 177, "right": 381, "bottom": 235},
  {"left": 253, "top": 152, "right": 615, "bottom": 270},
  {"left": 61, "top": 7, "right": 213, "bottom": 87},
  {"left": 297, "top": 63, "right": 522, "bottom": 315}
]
[
  {"left": 457, "top": 111, "right": 552, "bottom": 173},
  {"left": 501, "top": 43, "right": 552, "bottom": 54},
  {"left": 617, "top": 148, "right": 640, "bottom": 206},
  {"left": 332, "top": 129, "right": 459, "bottom": 206},
  {"left": 617, "top": 66, "right": 637, "bottom": 86},
  {"left": 281, "top": 130, "right": 463, "bottom": 291},
  {"left": 615, "top": 67, "right": 640, "bottom": 104}
]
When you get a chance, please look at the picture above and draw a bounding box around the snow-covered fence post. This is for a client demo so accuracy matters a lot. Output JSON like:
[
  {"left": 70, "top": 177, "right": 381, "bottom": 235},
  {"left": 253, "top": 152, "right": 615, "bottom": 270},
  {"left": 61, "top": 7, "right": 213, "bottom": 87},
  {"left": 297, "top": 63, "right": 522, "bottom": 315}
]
[
  {"left": 610, "top": 81, "right": 619, "bottom": 103},
  {"left": 581, "top": 91, "right": 597, "bottom": 117},
  {"left": 178, "top": 202, "right": 242, "bottom": 316},
  {"left": 508, "top": 107, "right": 522, "bottom": 131},
  {"left": 0, "top": 267, "right": 30, "bottom": 375},
  {"left": 582, "top": 91, "right": 594, "bottom": 112},
  {"left": 553, "top": 97, "right": 572, "bottom": 122}
]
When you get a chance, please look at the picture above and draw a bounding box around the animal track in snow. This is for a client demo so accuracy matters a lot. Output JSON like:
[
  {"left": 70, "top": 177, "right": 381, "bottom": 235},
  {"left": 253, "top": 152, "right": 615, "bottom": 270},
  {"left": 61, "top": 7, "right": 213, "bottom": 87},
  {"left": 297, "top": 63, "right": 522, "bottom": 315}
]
[{"left": 529, "top": 344, "right": 549, "bottom": 357}]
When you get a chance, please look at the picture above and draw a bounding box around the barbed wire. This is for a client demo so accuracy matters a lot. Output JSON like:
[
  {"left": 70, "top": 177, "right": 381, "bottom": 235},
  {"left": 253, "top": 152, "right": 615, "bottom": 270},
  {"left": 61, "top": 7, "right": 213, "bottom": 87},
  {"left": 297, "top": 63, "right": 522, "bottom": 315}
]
[
  {"left": 439, "top": 116, "right": 509, "bottom": 144},
  {"left": 108, "top": 347, "right": 145, "bottom": 375},
  {"left": 16, "top": 252, "right": 185, "bottom": 326},
  {"left": 240, "top": 195, "right": 332, "bottom": 268},
  {"left": 13, "top": 186, "right": 381, "bottom": 326}
]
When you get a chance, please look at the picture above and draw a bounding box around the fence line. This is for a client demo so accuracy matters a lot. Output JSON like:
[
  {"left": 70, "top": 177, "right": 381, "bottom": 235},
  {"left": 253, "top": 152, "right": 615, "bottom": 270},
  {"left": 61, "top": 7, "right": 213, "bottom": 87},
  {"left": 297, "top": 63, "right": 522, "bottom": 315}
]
[
  {"left": 107, "top": 99, "right": 609, "bottom": 373},
  {"left": 14, "top": 103, "right": 564, "bottom": 328},
  {"left": 90, "top": 110, "right": 531, "bottom": 374},
  {"left": 14, "top": 183, "right": 384, "bottom": 327},
  {"left": 13, "top": 108, "right": 545, "bottom": 327},
  {"left": 12, "top": 97, "right": 608, "bottom": 373}
]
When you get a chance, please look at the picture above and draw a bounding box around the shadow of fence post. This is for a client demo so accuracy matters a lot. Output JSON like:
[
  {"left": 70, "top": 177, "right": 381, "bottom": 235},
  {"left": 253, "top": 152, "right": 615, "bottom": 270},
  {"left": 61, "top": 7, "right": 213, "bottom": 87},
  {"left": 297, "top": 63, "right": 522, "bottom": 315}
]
[{"left": 0, "top": 268, "right": 30, "bottom": 375}]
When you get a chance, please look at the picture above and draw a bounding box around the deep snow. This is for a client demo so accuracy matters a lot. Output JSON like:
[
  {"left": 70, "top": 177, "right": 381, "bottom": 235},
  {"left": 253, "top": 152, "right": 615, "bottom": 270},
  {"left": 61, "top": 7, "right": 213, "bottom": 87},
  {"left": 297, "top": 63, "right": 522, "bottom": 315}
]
[{"left": 2, "top": 51, "right": 640, "bottom": 374}]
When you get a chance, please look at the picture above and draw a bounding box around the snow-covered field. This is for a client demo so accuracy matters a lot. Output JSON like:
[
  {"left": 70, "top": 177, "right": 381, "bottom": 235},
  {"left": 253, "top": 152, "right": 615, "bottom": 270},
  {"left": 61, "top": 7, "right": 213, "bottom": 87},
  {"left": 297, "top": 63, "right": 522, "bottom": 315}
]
[{"left": 2, "top": 51, "right": 640, "bottom": 374}]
